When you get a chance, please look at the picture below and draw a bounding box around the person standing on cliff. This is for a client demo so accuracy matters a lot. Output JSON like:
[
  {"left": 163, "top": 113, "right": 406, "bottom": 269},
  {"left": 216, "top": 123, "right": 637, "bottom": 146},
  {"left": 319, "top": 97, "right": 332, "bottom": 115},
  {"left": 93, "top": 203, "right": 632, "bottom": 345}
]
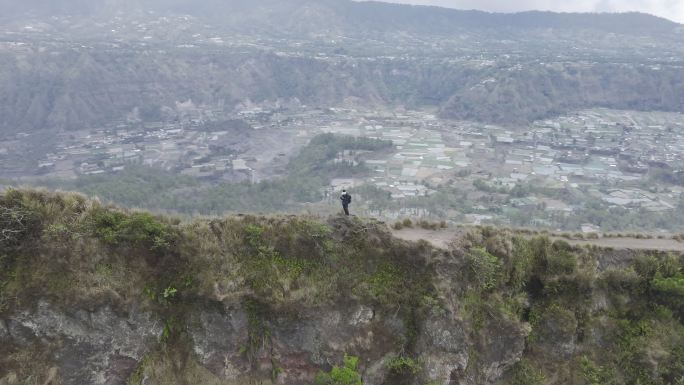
[{"left": 340, "top": 189, "right": 352, "bottom": 216}]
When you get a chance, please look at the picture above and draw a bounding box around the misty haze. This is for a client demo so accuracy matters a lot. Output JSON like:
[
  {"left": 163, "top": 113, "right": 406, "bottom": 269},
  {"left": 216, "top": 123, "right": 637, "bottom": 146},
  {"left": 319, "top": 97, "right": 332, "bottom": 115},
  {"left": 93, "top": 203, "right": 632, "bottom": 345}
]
[{"left": 1, "top": 1, "right": 684, "bottom": 385}]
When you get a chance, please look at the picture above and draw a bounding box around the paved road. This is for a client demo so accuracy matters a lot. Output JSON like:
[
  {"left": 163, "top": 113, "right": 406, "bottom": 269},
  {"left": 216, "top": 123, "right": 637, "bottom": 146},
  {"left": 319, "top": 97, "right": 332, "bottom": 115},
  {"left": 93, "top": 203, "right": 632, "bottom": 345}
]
[{"left": 392, "top": 228, "right": 684, "bottom": 252}]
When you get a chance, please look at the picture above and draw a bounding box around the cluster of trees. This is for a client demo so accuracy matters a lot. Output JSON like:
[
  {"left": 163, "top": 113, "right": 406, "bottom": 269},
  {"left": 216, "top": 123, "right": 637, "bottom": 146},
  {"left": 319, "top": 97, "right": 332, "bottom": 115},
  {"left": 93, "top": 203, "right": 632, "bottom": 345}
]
[
  {"left": 651, "top": 168, "right": 684, "bottom": 186},
  {"left": 4, "top": 44, "right": 684, "bottom": 135},
  {"left": 169, "top": 134, "right": 393, "bottom": 213},
  {"left": 42, "top": 134, "right": 392, "bottom": 215},
  {"left": 31, "top": 131, "right": 683, "bottom": 231},
  {"left": 441, "top": 63, "right": 684, "bottom": 126}
]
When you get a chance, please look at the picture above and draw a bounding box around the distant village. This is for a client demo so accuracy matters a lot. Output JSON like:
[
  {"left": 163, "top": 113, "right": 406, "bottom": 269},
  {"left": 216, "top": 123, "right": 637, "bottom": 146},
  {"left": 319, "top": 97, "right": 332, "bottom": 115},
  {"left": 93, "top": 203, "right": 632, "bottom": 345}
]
[
  {"left": 322, "top": 108, "right": 684, "bottom": 222},
  {"left": 1, "top": 11, "right": 684, "bottom": 231},
  {"left": 2, "top": 102, "right": 683, "bottom": 231}
]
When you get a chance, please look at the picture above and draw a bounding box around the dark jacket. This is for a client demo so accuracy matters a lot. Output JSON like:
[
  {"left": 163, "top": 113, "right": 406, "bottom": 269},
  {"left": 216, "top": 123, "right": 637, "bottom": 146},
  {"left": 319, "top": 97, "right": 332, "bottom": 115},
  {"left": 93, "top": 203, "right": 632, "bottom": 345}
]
[{"left": 340, "top": 193, "right": 352, "bottom": 205}]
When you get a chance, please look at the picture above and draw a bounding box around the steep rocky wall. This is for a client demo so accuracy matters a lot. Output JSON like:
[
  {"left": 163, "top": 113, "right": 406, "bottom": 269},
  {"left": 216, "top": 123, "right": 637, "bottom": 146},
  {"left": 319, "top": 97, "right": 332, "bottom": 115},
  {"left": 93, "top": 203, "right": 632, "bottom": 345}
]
[{"left": 0, "top": 189, "right": 683, "bottom": 385}]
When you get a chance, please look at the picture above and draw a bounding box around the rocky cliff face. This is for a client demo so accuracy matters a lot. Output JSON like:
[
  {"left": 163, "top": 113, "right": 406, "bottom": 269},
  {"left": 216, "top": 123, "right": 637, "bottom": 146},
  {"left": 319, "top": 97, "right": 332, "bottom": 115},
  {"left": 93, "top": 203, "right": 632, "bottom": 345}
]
[
  {"left": 1, "top": 189, "right": 683, "bottom": 385},
  {"left": 4, "top": 302, "right": 160, "bottom": 385}
]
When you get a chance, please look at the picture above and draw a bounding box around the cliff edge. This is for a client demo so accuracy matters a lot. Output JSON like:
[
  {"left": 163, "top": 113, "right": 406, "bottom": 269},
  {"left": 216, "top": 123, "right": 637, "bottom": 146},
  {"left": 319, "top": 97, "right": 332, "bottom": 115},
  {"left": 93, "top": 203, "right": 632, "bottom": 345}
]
[{"left": 1, "top": 189, "right": 683, "bottom": 385}]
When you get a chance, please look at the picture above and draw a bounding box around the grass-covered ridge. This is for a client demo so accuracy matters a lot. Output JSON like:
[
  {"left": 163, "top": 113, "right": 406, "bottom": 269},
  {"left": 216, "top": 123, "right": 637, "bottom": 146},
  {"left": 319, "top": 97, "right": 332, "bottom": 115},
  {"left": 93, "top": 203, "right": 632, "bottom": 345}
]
[
  {"left": 0, "top": 188, "right": 436, "bottom": 384},
  {"left": 1, "top": 188, "right": 683, "bottom": 385}
]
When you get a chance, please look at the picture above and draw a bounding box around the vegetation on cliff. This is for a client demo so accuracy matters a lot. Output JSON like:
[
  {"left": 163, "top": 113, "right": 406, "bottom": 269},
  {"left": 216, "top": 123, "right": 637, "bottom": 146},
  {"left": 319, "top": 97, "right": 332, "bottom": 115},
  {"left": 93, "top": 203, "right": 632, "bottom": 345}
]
[{"left": 0, "top": 189, "right": 683, "bottom": 385}]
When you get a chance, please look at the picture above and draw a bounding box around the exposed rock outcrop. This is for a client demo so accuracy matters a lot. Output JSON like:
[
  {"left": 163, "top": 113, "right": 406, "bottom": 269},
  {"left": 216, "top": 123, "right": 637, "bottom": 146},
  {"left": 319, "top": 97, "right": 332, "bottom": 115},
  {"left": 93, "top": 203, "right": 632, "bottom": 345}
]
[{"left": 1, "top": 190, "right": 683, "bottom": 385}]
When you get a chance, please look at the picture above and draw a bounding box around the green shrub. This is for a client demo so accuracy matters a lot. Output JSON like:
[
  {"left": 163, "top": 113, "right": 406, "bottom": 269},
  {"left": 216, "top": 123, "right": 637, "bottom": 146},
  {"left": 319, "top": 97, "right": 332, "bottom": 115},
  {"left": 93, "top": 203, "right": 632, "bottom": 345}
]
[
  {"left": 243, "top": 298, "right": 272, "bottom": 363},
  {"left": 633, "top": 255, "right": 660, "bottom": 280},
  {"left": 125, "top": 356, "right": 150, "bottom": 385},
  {"left": 664, "top": 343, "right": 684, "bottom": 384},
  {"left": 315, "top": 355, "right": 362, "bottom": 385},
  {"left": 610, "top": 319, "right": 659, "bottom": 383},
  {"left": 367, "top": 263, "right": 405, "bottom": 304},
  {"left": 524, "top": 238, "right": 576, "bottom": 278},
  {"left": 508, "top": 359, "right": 544, "bottom": 385},
  {"left": 652, "top": 275, "right": 684, "bottom": 313},
  {"left": 599, "top": 268, "right": 642, "bottom": 293},
  {"left": 465, "top": 247, "right": 503, "bottom": 291},
  {"left": 89, "top": 209, "right": 172, "bottom": 250},
  {"left": 659, "top": 255, "right": 682, "bottom": 278},
  {"left": 386, "top": 356, "right": 422, "bottom": 376},
  {"left": 547, "top": 242, "right": 577, "bottom": 275},
  {"left": 652, "top": 276, "right": 684, "bottom": 296},
  {"left": 579, "top": 356, "right": 616, "bottom": 385},
  {"left": 528, "top": 302, "right": 577, "bottom": 345},
  {"left": 238, "top": 222, "right": 315, "bottom": 299},
  {"left": 418, "top": 220, "right": 439, "bottom": 230},
  {"left": 160, "top": 316, "right": 180, "bottom": 343},
  {"left": 0, "top": 199, "right": 39, "bottom": 247}
]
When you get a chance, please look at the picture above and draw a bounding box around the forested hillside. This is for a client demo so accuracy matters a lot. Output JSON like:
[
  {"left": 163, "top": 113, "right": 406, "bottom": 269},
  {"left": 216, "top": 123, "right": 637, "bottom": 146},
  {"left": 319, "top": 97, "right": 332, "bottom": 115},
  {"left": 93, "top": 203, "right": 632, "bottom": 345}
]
[
  {"left": 1, "top": 0, "right": 683, "bottom": 133},
  {"left": 2, "top": 49, "right": 684, "bottom": 132}
]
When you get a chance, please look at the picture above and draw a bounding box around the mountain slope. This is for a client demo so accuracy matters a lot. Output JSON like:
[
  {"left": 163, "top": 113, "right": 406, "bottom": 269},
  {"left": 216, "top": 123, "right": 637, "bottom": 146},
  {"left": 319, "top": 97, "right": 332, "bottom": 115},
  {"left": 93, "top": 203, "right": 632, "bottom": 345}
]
[
  {"left": 2, "top": 49, "right": 683, "bottom": 132},
  {"left": 0, "top": 0, "right": 683, "bottom": 132}
]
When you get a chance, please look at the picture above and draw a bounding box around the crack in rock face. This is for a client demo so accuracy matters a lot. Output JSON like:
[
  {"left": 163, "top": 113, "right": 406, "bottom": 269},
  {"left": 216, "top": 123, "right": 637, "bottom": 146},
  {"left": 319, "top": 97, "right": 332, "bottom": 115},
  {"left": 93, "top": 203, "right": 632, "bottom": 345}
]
[
  {"left": 188, "top": 308, "right": 250, "bottom": 379},
  {"left": 0, "top": 318, "right": 10, "bottom": 341},
  {"left": 186, "top": 304, "right": 406, "bottom": 385},
  {"left": 477, "top": 319, "right": 529, "bottom": 383},
  {"left": 418, "top": 315, "right": 470, "bottom": 385}
]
